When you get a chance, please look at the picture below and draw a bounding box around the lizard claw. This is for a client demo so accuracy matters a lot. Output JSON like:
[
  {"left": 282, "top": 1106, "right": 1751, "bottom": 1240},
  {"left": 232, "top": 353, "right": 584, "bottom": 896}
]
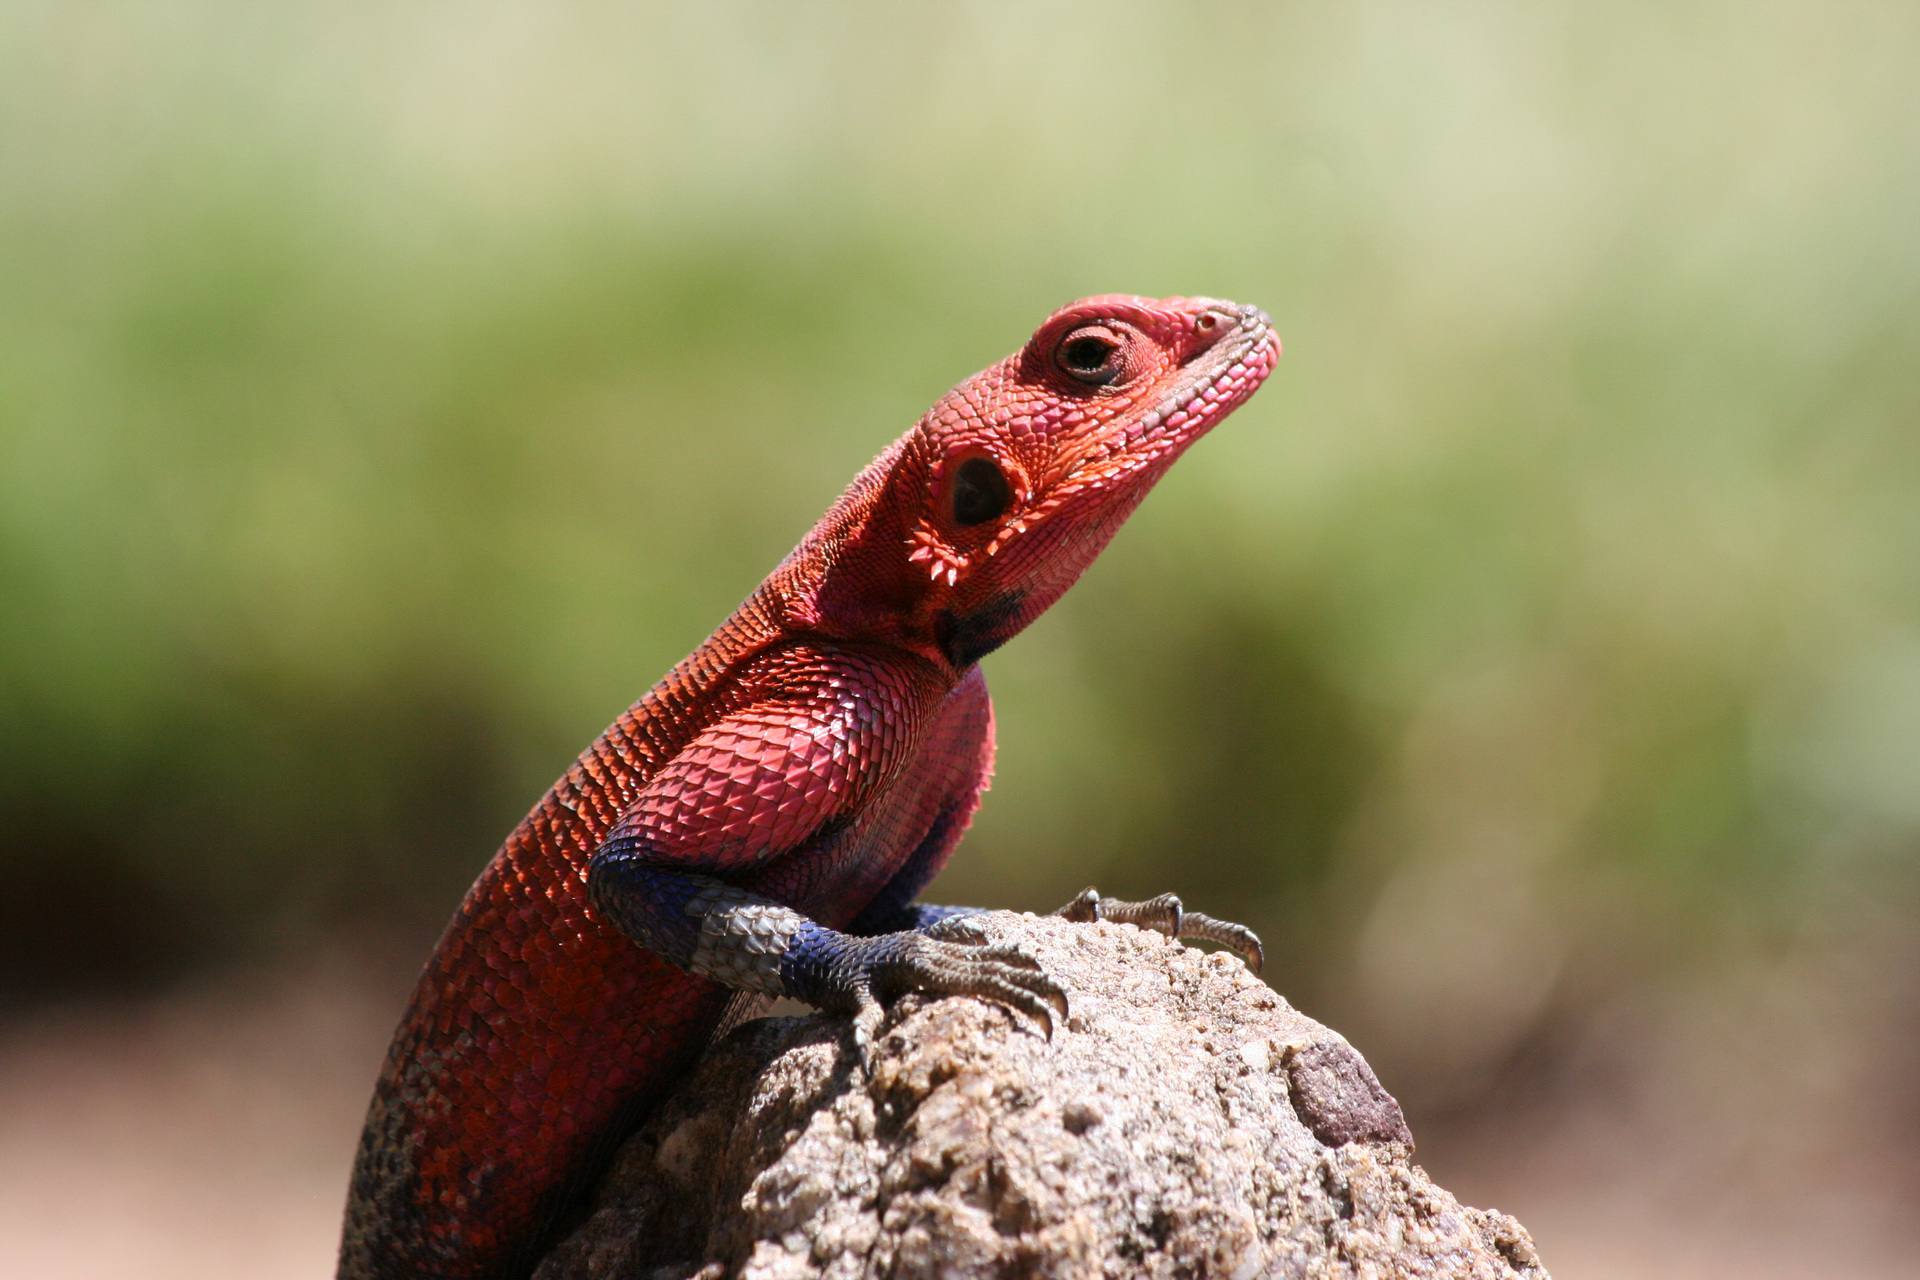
[
  {"left": 1054, "top": 886, "right": 1265, "bottom": 973},
  {"left": 849, "top": 987, "right": 886, "bottom": 1074}
]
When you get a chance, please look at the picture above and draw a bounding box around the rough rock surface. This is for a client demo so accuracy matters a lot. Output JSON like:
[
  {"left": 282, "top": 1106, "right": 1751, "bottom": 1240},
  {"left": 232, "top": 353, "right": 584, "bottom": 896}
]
[{"left": 534, "top": 913, "right": 1549, "bottom": 1279}]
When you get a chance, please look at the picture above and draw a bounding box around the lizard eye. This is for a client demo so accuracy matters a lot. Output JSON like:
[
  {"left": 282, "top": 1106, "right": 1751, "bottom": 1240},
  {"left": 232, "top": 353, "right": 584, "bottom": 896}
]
[
  {"left": 1055, "top": 325, "right": 1124, "bottom": 386},
  {"left": 948, "top": 455, "right": 1014, "bottom": 528}
]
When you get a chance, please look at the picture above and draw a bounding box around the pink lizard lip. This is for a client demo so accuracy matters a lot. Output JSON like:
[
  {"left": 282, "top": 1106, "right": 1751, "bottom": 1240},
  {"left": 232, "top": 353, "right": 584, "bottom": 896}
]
[{"left": 1144, "top": 305, "right": 1279, "bottom": 439}]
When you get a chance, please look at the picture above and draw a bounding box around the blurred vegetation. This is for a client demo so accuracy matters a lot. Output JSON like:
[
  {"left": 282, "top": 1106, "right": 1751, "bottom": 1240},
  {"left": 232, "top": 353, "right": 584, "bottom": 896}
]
[{"left": 2, "top": 1, "right": 1916, "bottom": 1105}]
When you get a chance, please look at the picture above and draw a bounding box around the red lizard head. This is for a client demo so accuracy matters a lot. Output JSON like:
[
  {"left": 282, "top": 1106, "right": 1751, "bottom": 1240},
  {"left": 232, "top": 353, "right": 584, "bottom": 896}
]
[{"left": 781, "top": 295, "right": 1280, "bottom": 668}]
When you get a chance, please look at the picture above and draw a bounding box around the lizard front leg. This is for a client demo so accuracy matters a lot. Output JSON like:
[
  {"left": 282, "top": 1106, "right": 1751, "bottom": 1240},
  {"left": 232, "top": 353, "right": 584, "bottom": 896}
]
[
  {"left": 586, "top": 649, "right": 1065, "bottom": 1051},
  {"left": 589, "top": 858, "right": 1066, "bottom": 1042}
]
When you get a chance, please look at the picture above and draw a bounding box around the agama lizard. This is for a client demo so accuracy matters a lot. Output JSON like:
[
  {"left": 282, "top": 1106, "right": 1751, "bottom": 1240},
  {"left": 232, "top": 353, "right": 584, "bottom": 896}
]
[{"left": 338, "top": 295, "right": 1280, "bottom": 1278}]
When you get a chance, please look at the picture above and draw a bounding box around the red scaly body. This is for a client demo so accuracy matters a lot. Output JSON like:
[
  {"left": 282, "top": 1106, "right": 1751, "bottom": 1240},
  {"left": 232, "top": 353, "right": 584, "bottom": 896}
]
[{"left": 340, "top": 295, "right": 1279, "bottom": 1278}]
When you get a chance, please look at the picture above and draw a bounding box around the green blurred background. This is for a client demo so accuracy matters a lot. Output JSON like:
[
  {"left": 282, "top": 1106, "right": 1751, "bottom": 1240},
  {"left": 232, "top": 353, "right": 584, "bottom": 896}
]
[{"left": 3, "top": 2, "right": 1916, "bottom": 1276}]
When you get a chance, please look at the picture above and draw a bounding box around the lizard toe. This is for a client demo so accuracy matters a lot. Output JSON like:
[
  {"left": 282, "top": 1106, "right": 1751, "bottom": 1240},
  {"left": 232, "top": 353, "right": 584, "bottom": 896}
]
[
  {"left": 1178, "top": 911, "right": 1266, "bottom": 973},
  {"left": 1054, "top": 886, "right": 1263, "bottom": 972},
  {"left": 969, "top": 941, "right": 1045, "bottom": 971},
  {"left": 923, "top": 913, "right": 992, "bottom": 945}
]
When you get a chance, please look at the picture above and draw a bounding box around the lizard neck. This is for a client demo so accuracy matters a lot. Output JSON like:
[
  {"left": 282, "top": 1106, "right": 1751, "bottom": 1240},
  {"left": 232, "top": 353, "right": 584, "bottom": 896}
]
[{"left": 757, "top": 436, "right": 956, "bottom": 674}]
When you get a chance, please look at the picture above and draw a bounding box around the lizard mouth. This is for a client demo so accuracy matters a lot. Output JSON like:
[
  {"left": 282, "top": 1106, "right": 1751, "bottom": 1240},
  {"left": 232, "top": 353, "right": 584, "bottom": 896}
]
[{"left": 1117, "top": 307, "right": 1280, "bottom": 458}]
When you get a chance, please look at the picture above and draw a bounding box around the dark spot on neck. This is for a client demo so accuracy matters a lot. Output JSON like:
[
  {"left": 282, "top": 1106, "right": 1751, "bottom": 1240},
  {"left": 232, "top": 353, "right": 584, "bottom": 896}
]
[{"left": 935, "top": 593, "right": 1026, "bottom": 670}]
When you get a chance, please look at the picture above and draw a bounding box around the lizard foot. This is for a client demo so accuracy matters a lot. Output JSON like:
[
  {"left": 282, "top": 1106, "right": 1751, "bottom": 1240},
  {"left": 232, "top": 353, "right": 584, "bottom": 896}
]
[
  {"left": 1054, "top": 886, "right": 1265, "bottom": 973},
  {"left": 808, "top": 929, "right": 1070, "bottom": 1065}
]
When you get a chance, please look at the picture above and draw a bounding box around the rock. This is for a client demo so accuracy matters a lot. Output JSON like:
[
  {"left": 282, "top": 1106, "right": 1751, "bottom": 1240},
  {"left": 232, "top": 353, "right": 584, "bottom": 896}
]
[{"left": 534, "top": 913, "right": 1549, "bottom": 1280}]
